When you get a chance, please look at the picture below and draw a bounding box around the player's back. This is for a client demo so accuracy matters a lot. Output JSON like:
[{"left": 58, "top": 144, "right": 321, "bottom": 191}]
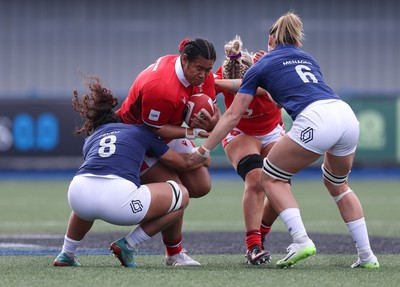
[
  {"left": 76, "top": 123, "right": 168, "bottom": 185},
  {"left": 247, "top": 45, "right": 339, "bottom": 119}
]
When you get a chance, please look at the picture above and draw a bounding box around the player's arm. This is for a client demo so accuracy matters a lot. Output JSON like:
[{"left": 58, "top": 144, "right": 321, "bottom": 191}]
[
  {"left": 146, "top": 125, "right": 207, "bottom": 140},
  {"left": 141, "top": 83, "right": 209, "bottom": 139},
  {"left": 266, "top": 93, "right": 282, "bottom": 109},
  {"left": 215, "top": 79, "right": 267, "bottom": 96},
  {"left": 215, "top": 79, "right": 243, "bottom": 94},
  {"left": 191, "top": 92, "right": 254, "bottom": 163},
  {"left": 146, "top": 124, "right": 184, "bottom": 139},
  {"left": 160, "top": 148, "right": 211, "bottom": 170},
  {"left": 191, "top": 75, "right": 220, "bottom": 131}
]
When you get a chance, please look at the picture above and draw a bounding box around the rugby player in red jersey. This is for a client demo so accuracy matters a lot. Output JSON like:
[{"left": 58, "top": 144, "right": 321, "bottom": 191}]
[
  {"left": 117, "top": 38, "right": 219, "bottom": 266},
  {"left": 214, "top": 36, "right": 284, "bottom": 265},
  {"left": 53, "top": 75, "right": 210, "bottom": 268}
]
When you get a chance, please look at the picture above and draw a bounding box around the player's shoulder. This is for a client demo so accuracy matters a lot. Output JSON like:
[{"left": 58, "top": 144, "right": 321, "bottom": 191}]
[
  {"left": 120, "top": 123, "right": 149, "bottom": 133},
  {"left": 93, "top": 123, "right": 128, "bottom": 135},
  {"left": 142, "top": 56, "right": 178, "bottom": 87},
  {"left": 214, "top": 66, "right": 223, "bottom": 79},
  {"left": 152, "top": 54, "right": 178, "bottom": 72},
  {"left": 143, "top": 79, "right": 182, "bottom": 105},
  {"left": 114, "top": 124, "right": 161, "bottom": 144},
  {"left": 161, "top": 54, "right": 179, "bottom": 63}
]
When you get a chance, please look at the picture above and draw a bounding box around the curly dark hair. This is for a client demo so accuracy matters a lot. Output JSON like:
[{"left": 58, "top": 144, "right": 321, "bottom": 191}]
[{"left": 72, "top": 74, "right": 119, "bottom": 136}]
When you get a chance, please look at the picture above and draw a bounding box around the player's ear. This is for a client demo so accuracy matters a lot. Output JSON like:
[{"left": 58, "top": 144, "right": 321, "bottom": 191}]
[
  {"left": 268, "top": 35, "right": 275, "bottom": 48},
  {"left": 181, "top": 54, "right": 189, "bottom": 66}
]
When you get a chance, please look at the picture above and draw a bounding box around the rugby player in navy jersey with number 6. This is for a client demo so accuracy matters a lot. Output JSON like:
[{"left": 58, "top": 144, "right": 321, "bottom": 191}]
[
  {"left": 53, "top": 75, "right": 209, "bottom": 267},
  {"left": 192, "top": 12, "right": 379, "bottom": 269}
]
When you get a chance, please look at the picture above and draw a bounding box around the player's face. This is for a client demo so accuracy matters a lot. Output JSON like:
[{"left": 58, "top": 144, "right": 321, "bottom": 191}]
[{"left": 182, "top": 55, "right": 214, "bottom": 86}]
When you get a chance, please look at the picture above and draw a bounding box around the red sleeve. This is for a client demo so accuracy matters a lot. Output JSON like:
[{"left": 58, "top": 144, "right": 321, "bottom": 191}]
[{"left": 199, "top": 72, "right": 216, "bottom": 101}]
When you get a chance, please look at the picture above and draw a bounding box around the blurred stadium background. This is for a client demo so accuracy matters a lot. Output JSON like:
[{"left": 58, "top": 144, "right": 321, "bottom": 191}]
[{"left": 0, "top": 0, "right": 399, "bottom": 171}]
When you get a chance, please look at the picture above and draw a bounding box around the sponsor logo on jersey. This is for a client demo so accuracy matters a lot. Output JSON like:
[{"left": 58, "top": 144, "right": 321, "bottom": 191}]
[
  {"left": 244, "top": 108, "right": 253, "bottom": 117},
  {"left": 149, "top": 109, "right": 160, "bottom": 121},
  {"left": 282, "top": 59, "right": 312, "bottom": 66}
]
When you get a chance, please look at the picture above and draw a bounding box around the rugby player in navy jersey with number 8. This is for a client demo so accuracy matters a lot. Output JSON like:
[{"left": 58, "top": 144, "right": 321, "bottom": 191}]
[
  {"left": 53, "top": 74, "right": 210, "bottom": 267},
  {"left": 192, "top": 12, "right": 379, "bottom": 269}
]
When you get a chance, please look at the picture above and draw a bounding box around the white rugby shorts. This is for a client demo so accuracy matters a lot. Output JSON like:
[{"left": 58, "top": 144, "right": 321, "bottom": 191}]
[
  {"left": 140, "top": 138, "right": 195, "bottom": 175},
  {"left": 222, "top": 124, "right": 285, "bottom": 148},
  {"left": 287, "top": 100, "right": 359, "bottom": 156},
  {"left": 68, "top": 174, "right": 151, "bottom": 225}
]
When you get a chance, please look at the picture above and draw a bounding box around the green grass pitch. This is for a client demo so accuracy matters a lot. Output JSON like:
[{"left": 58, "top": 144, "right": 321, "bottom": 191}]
[{"left": 0, "top": 178, "right": 399, "bottom": 286}]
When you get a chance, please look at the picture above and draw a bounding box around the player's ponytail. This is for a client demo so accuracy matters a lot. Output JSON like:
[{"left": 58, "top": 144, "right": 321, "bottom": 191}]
[
  {"left": 222, "top": 35, "right": 254, "bottom": 80},
  {"left": 269, "top": 12, "right": 304, "bottom": 47}
]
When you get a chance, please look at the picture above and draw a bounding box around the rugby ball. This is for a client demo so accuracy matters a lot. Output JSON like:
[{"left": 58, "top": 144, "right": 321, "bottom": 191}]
[{"left": 184, "top": 93, "right": 215, "bottom": 128}]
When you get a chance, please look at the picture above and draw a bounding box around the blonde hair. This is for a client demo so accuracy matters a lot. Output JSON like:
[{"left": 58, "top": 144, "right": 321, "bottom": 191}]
[
  {"left": 269, "top": 12, "right": 304, "bottom": 47},
  {"left": 222, "top": 35, "right": 254, "bottom": 79}
]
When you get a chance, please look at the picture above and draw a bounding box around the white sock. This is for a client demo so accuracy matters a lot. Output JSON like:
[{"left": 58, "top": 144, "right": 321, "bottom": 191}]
[
  {"left": 61, "top": 235, "right": 81, "bottom": 257},
  {"left": 280, "top": 208, "right": 308, "bottom": 243},
  {"left": 346, "top": 217, "right": 374, "bottom": 261},
  {"left": 125, "top": 226, "right": 151, "bottom": 250}
]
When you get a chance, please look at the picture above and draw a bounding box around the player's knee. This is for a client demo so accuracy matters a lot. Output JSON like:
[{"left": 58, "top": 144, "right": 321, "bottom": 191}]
[
  {"left": 166, "top": 180, "right": 188, "bottom": 212},
  {"left": 242, "top": 170, "right": 264, "bottom": 197},
  {"left": 237, "top": 154, "right": 263, "bottom": 181},
  {"left": 321, "top": 164, "right": 349, "bottom": 187},
  {"left": 188, "top": 180, "right": 211, "bottom": 198},
  {"left": 179, "top": 185, "right": 189, "bottom": 208}
]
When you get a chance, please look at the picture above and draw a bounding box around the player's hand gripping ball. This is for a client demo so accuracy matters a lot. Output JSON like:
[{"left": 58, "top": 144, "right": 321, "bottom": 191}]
[{"left": 184, "top": 93, "right": 215, "bottom": 128}]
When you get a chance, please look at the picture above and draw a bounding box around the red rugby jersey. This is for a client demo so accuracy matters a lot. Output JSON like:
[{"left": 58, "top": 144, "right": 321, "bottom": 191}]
[
  {"left": 214, "top": 66, "right": 282, "bottom": 136},
  {"left": 118, "top": 55, "right": 215, "bottom": 128}
]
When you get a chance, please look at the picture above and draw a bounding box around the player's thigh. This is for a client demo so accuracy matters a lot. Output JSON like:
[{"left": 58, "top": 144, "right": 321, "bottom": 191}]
[
  {"left": 260, "top": 141, "right": 277, "bottom": 159},
  {"left": 98, "top": 180, "right": 152, "bottom": 226},
  {"left": 143, "top": 182, "right": 189, "bottom": 221},
  {"left": 224, "top": 134, "right": 262, "bottom": 170},
  {"left": 323, "top": 152, "right": 355, "bottom": 176},
  {"left": 141, "top": 140, "right": 209, "bottom": 198},
  {"left": 267, "top": 134, "right": 321, "bottom": 174},
  {"left": 140, "top": 161, "right": 181, "bottom": 184},
  {"left": 176, "top": 165, "right": 211, "bottom": 198}
]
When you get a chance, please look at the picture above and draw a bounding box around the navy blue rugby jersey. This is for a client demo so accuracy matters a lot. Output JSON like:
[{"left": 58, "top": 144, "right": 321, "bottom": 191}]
[
  {"left": 76, "top": 123, "right": 169, "bottom": 186},
  {"left": 239, "top": 44, "right": 340, "bottom": 120}
]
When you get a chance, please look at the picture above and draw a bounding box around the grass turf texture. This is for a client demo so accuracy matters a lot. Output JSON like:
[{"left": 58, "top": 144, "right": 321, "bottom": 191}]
[
  {"left": 0, "top": 179, "right": 399, "bottom": 236},
  {"left": 1, "top": 254, "right": 399, "bottom": 287},
  {"left": 1, "top": 179, "right": 399, "bottom": 286}
]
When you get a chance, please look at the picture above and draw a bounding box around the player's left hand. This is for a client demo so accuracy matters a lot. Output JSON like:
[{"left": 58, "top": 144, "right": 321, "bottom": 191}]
[
  {"left": 185, "top": 128, "right": 209, "bottom": 139},
  {"left": 191, "top": 103, "right": 220, "bottom": 131}
]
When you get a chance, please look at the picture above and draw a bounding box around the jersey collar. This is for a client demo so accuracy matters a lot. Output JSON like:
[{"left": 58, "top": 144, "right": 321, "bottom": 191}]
[
  {"left": 175, "top": 56, "right": 190, "bottom": 87},
  {"left": 275, "top": 44, "right": 297, "bottom": 50}
]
